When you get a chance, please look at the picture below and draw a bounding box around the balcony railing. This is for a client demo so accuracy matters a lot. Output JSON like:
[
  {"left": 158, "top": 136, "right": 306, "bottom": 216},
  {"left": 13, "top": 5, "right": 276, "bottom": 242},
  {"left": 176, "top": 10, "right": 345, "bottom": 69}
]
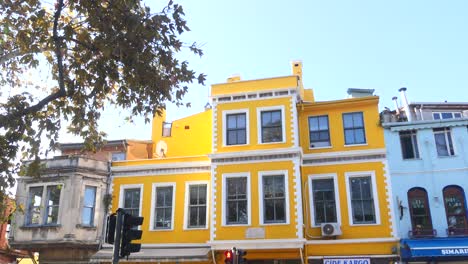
[
  {"left": 409, "top": 228, "right": 437, "bottom": 238},
  {"left": 447, "top": 227, "right": 468, "bottom": 237}
]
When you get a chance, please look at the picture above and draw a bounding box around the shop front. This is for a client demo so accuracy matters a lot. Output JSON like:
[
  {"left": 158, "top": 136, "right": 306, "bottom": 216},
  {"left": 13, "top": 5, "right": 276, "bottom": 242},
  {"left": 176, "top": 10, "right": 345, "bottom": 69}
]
[{"left": 400, "top": 237, "right": 468, "bottom": 263}]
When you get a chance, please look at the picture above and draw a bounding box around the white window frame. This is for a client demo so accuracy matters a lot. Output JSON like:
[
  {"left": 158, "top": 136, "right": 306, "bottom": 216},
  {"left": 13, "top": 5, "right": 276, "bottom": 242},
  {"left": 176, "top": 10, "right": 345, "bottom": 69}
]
[
  {"left": 344, "top": 171, "right": 381, "bottom": 226},
  {"left": 432, "top": 112, "right": 462, "bottom": 120},
  {"left": 258, "top": 170, "right": 290, "bottom": 225},
  {"left": 183, "top": 181, "right": 209, "bottom": 230},
  {"left": 221, "top": 173, "right": 251, "bottom": 226},
  {"left": 25, "top": 183, "right": 63, "bottom": 226},
  {"left": 308, "top": 174, "right": 341, "bottom": 227},
  {"left": 149, "top": 182, "right": 176, "bottom": 231},
  {"left": 223, "top": 109, "right": 250, "bottom": 147},
  {"left": 433, "top": 127, "right": 456, "bottom": 157},
  {"left": 81, "top": 185, "right": 98, "bottom": 226},
  {"left": 118, "top": 184, "right": 143, "bottom": 217},
  {"left": 257, "top": 105, "right": 286, "bottom": 144},
  {"left": 111, "top": 152, "right": 126, "bottom": 161}
]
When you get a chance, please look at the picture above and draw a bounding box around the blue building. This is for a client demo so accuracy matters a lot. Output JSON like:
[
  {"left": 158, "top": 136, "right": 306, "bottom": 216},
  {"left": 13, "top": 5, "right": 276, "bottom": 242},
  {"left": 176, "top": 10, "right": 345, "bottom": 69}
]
[{"left": 382, "top": 88, "right": 468, "bottom": 263}]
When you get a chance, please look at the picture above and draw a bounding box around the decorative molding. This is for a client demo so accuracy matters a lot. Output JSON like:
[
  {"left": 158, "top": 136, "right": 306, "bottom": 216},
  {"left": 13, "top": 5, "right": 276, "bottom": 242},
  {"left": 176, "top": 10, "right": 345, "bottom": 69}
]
[
  {"left": 390, "top": 166, "right": 468, "bottom": 175},
  {"left": 111, "top": 162, "right": 211, "bottom": 178},
  {"left": 305, "top": 237, "right": 399, "bottom": 245},
  {"left": 208, "top": 238, "right": 306, "bottom": 250},
  {"left": 210, "top": 165, "right": 217, "bottom": 240},
  {"left": 303, "top": 149, "right": 386, "bottom": 166},
  {"left": 384, "top": 118, "right": 468, "bottom": 132},
  {"left": 212, "top": 88, "right": 297, "bottom": 103},
  {"left": 382, "top": 160, "right": 398, "bottom": 238},
  {"left": 210, "top": 147, "right": 302, "bottom": 164},
  {"left": 213, "top": 102, "right": 218, "bottom": 152},
  {"left": 291, "top": 97, "right": 299, "bottom": 148},
  {"left": 293, "top": 157, "right": 304, "bottom": 239}
]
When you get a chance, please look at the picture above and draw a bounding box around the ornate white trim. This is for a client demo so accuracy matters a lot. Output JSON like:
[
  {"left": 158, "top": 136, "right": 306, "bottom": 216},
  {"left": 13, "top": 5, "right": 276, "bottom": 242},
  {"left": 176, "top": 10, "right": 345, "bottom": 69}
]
[
  {"left": 212, "top": 88, "right": 297, "bottom": 103},
  {"left": 258, "top": 170, "right": 290, "bottom": 225},
  {"left": 305, "top": 237, "right": 398, "bottom": 245},
  {"left": 291, "top": 97, "right": 299, "bottom": 147},
  {"left": 210, "top": 147, "right": 302, "bottom": 160},
  {"left": 208, "top": 239, "right": 306, "bottom": 250},
  {"left": 149, "top": 182, "right": 176, "bottom": 231},
  {"left": 303, "top": 148, "right": 386, "bottom": 166},
  {"left": 212, "top": 102, "right": 218, "bottom": 152},
  {"left": 111, "top": 162, "right": 211, "bottom": 177},
  {"left": 256, "top": 105, "right": 286, "bottom": 144},
  {"left": 308, "top": 173, "right": 341, "bottom": 227},
  {"left": 293, "top": 157, "right": 304, "bottom": 239},
  {"left": 210, "top": 165, "right": 217, "bottom": 240},
  {"left": 382, "top": 160, "right": 398, "bottom": 238}
]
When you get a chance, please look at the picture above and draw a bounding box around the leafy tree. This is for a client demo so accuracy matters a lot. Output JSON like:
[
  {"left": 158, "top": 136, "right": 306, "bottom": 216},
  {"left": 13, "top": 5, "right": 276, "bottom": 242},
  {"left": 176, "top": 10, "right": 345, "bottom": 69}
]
[{"left": 0, "top": 0, "right": 205, "bottom": 192}]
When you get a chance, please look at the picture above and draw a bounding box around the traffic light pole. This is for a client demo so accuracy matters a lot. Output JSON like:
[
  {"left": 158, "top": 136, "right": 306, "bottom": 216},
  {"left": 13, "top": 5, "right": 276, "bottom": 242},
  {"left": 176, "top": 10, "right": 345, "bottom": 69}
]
[{"left": 112, "top": 209, "right": 124, "bottom": 264}]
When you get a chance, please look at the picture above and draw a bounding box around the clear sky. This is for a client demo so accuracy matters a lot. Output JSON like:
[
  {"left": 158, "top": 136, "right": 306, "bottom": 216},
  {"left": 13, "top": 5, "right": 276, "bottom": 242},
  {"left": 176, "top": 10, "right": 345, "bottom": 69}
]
[{"left": 62, "top": 0, "right": 468, "bottom": 142}]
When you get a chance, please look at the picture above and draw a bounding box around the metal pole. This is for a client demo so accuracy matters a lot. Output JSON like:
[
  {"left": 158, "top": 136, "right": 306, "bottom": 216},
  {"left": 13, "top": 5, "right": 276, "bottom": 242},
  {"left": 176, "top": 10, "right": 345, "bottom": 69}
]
[{"left": 112, "top": 209, "right": 124, "bottom": 264}]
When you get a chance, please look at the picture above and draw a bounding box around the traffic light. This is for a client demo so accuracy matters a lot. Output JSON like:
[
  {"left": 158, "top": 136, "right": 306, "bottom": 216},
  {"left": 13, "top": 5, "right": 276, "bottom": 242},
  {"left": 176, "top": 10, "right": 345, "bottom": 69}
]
[
  {"left": 105, "top": 213, "right": 116, "bottom": 244},
  {"left": 120, "top": 212, "right": 144, "bottom": 258},
  {"left": 237, "top": 249, "right": 247, "bottom": 264},
  {"left": 224, "top": 249, "right": 233, "bottom": 264}
]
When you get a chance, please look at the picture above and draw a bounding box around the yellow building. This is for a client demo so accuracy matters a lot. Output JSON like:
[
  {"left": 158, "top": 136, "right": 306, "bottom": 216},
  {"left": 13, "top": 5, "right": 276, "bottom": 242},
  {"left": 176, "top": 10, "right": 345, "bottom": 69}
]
[{"left": 100, "top": 61, "right": 397, "bottom": 264}]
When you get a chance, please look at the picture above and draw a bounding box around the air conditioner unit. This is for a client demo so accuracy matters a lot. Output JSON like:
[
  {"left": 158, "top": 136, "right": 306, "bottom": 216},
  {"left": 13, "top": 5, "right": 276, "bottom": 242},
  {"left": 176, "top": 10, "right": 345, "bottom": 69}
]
[{"left": 320, "top": 223, "right": 342, "bottom": 237}]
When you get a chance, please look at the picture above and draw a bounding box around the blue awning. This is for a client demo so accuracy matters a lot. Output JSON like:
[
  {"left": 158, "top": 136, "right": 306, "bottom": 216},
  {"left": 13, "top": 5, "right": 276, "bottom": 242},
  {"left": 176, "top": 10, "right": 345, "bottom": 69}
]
[{"left": 401, "top": 237, "right": 468, "bottom": 261}]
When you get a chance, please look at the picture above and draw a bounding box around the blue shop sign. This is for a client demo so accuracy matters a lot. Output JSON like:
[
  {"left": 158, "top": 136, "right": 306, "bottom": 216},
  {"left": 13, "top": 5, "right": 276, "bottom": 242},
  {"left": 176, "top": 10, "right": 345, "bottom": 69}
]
[
  {"left": 324, "top": 258, "right": 370, "bottom": 264},
  {"left": 401, "top": 237, "right": 468, "bottom": 261}
]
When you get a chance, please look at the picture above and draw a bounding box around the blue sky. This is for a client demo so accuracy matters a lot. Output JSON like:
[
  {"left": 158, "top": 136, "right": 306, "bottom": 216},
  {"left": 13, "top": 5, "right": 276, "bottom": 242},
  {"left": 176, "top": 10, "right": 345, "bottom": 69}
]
[{"left": 65, "top": 0, "right": 468, "bottom": 142}]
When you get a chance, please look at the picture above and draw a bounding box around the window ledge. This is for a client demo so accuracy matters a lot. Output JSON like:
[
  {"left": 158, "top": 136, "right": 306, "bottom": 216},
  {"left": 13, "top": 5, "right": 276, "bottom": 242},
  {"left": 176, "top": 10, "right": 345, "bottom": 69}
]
[
  {"left": 344, "top": 143, "right": 368, "bottom": 147},
  {"left": 183, "top": 227, "right": 209, "bottom": 231},
  {"left": 402, "top": 158, "right": 422, "bottom": 161},
  {"left": 260, "top": 222, "right": 289, "bottom": 226},
  {"left": 148, "top": 228, "right": 174, "bottom": 232},
  {"left": 437, "top": 155, "right": 457, "bottom": 158},
  {"left": 20, "top": 224, "right": 61, "bottom": 230},
  {"left": 259, "top": 141, "right": 286, "bottom": 145},
  {"left": 76, "top": 224, "right": 97, "bottom": 230},
  {"left": 309, "top": 146, "right": 332, "bottom": 150},
  {"left": 349, "top": 222, "right": 380, "bottom": 227}
]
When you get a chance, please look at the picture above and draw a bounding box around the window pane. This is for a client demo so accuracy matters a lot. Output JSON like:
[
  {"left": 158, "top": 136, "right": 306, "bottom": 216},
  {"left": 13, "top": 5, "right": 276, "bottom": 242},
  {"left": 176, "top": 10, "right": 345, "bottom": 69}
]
[
  {"left": 353, "top": 113, "right": 363, "bottom": 127},
  {"left": 226, "top": 177, "right": 248, "bottom": 224},
  {"left": 29, "top": 187, "right": 43, "bottom": 207},
  {"left": 319, "top": 116, "right": 329, "bottom": 130},
  {"left": 433, "top": 113, "right": 441, "bottom": 120},
  {"left": 227, "top": 115, "right": 237, "bottom": 129},
  {"left": 454, "top": 113, "right": 462, "bottom": 118},
  {"left": 343, "top": 114, "right": 354, "bottom": 128},
  {"left": 82, "top": 208, "right": 93, "bottom": 226},
  {"left": 47, "top": 186, "right": 61, "bottom": 206},
  {"left": 312, "top": 179, "right": 337, "bottom": 224},
  {"left": 345, "top": 130, "right": 355, "bottom": 144},
  {"left": 309, "top": 117, "right": 319, "bottom": 131},
  {"left": 354, "top": 129, "right": 365, "bottom": 143},
  {"left": 434, "top": 133, "right": 449, "bottom": 156},
  {"left": 350, "top": 177, "right": 375, "bottom": 224},
  {"left": 441, "top": 112, "right": 453, "bottom": 119},
  {"left": 84, "top": 186, "right": 96, "bottom": 207},
  {"left": 124, "top": 188, "right": 140, "bottom": 216}
]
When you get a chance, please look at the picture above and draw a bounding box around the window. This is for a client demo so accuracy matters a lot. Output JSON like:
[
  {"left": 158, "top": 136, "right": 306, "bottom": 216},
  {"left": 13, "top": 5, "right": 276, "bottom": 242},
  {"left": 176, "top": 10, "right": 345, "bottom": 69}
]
[
  {"left": 309, "top": 115, "right": 330, "bottom": 148},
  {"left": 347, "top": 175, "right": 377, "bottom": 224},
  {"left": 226, "top": 176, "right": 248, "bottom": 225},
  {"left": 343, "top": 112, "right": 366, "bottom": 145},
  {"left": 162, "top": 122, "right": 172, "bottom": 137},
  {"left": 82, "top": 186, "right": 97, "bottom": 226},
  {"left": 122, "top": 188, "right": 141, "bottom": 217},
  {"left": 111, "top": 152, "right": 126, "bottom": 161},
  {"left": 399, "top": 130, "right": 420, "bottom": 159},
  {"left": 311, "top": 178, "right": 337, "bottom": 225},
  {"left": 433, "top": 112, "right": 462, "bottom": 120},
  {"left": 26, "top": 187, "right": 43, "bottom": 225},
  {"left": 186, "top": 183, "right": 208, "bottom": 228},
  {"left": 153, "top": 184, "right": 175, "bottom": 230},
  {"left": 227, "top": 113, "right": 246, "bottom": 145},
  {"left": 433, "top": 127, "right": 455, "bottom": 156},
  {"left": 261, "top": 109, "right": 283, "bottom": 143},
  {"left": 443, "top": 186, "right": 467, "bottom": 235},
  {"left": 408, "top": 187, "right": 434, "bottom": 237},
  {"left": 25, "top": 185, "right": 61, "bottom": 226},
  {"left": 261, "top": 174, "right": 287, "bottom": 224}
]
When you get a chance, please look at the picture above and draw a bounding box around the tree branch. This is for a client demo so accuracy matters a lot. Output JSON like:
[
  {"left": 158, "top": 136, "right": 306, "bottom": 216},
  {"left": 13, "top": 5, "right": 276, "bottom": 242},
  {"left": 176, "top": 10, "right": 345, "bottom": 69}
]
[{"left": 53, "top": 0, "right": 66, "bottom": 97}]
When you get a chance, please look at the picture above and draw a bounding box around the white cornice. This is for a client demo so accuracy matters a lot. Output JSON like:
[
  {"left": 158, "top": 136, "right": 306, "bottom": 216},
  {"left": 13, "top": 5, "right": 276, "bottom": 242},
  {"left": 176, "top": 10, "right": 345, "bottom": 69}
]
[
  {"left": 207, "top": 239, "right": 306, "bottom": 250},
  {"left": 303, "top": 148, "right": 386, "bottom": 160},
  {"left": 111, "top": 161, "right": 211, "bottom": 172},
  {"left": 210, "top": 147, "right": 303, "bottom": 160},
  {"left": 305, "top": 237, "right": 398, "bottom": 245}
]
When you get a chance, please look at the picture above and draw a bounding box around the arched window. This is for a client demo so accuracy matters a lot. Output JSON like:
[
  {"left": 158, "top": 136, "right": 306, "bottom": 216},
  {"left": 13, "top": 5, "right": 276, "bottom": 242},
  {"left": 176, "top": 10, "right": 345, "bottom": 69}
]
[
  {"left": 408, "top": 187, "right": 434, "bottom": 237},
  {"left": 443, "top": 185, "right": 468, "bottom": 236}
]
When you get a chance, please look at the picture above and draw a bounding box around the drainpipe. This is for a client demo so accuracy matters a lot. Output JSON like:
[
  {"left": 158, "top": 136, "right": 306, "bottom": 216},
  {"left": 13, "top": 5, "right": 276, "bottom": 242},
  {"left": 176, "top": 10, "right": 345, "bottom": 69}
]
[{"left": 398, "top": 87, "right": 412, "bottom": 122}]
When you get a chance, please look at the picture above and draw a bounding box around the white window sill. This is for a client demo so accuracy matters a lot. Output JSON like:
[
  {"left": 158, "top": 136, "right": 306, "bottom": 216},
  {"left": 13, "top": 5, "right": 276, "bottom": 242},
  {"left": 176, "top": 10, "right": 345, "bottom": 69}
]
[
  {"left": 223, "top": 143, "right": 249, "bottom": 147},
  {"left": 149, "top": 228, "right": 174, "bottom": 232},
  {"left": 349, "top": 222, "right": 380, "bottom": 226},
  {"left": 437, "top": 155, "right": 457, "bottom": 158},
  {"left": 402, "top": 158, "right": 422, "bottom": 161},
  {"left": 260, "top": 222, "right": 289, "bottom": 226},
  {"left": 344, "top": 143, "right": 368, "bottom": 147},
  {"left": 222, "top": 223, "right": 250, "bottom": 227},
  {"left": 183, "top": 226, "right": 209, "bottom": 231},
  {"left": 309, "top": 146, "right": 332, "bottom": 150},
  {"left": 259, "top": 141, "right": 286, "bottom": 145}
]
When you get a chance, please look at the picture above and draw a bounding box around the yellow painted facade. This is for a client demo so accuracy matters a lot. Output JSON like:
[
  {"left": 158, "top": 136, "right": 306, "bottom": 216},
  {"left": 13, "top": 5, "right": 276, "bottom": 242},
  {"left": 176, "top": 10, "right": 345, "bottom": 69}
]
[{"left": 107, "top": 61, "right": 397, "bottom": 264}]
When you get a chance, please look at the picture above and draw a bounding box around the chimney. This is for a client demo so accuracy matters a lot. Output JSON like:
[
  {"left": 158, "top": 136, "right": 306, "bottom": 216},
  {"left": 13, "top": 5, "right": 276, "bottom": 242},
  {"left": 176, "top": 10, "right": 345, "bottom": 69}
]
[
  {"left": 291, "top": 60, "right": 303, "bottom": 79},
  {"left": 399, "top": 87, "right": 412, "bottom": 122},
  {"left": 347, "top": 88, "right": 375, "bottom": 98},
  {"left": 227, "top": 74, "right": 241, "bottom": 83},
  {"left": 392, "top": 96, "right": 400, "bottom": 114}
]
